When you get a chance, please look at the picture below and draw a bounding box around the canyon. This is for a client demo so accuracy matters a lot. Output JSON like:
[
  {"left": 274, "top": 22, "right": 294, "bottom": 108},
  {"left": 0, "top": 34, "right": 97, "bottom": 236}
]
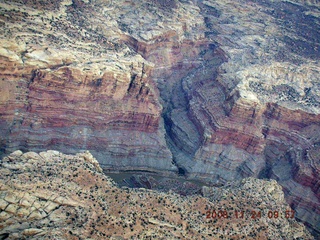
[{"left": 0, "top": 0, "right": 319, "bottom": 237}]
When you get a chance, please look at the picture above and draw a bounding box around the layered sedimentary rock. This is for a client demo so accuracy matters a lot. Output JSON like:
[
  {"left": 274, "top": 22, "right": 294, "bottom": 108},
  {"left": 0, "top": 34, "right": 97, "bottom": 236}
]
[
  {"left": 0, "top": 151, "right": 314, "bottom": 239},
  {"left": 0, "top": 0, "right": 178, "bottom": 173},
  {"left": 0, "top": 0, "right": 319, "bottom": 236}
]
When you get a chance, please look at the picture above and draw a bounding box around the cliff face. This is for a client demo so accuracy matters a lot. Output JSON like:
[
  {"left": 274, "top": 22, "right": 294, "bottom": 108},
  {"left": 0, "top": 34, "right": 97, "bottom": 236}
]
[
  {"left": 0, "top": 0, "right": 177, "bottom": 173},
  {"left": 0, "top": 0, "right": 319, "bottom": 236},
  {"left": 0, "top": 151, "right": 314, "bottom": 239}
]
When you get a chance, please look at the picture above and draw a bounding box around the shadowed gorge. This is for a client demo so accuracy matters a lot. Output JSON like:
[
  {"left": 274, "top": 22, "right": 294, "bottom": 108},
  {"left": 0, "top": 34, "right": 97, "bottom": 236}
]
[{"left": 0, "top": 0, "right": 319, "bottom": 237}]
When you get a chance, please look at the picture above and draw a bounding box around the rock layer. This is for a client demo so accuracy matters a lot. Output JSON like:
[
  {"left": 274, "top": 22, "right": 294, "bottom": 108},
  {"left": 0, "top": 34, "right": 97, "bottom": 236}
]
[
  {"left": 0, "top": 0, "right": 177, "bottom": 173},
  {"left": 0, "top": 0, "right": 319, "bottom": 236}
]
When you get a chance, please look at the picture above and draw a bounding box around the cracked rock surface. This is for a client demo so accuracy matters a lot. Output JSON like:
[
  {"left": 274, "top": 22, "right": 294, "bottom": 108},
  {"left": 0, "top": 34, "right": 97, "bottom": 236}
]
[{"left": 0, "top": 150, "right": 314, "bottom": 239}]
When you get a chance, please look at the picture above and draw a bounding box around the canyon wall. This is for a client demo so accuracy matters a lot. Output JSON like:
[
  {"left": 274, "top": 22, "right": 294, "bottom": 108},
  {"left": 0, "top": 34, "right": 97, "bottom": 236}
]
[
  {"left": 0, "top": 0, "right": 178, "bottom": 173},
  {"left": 0, "top": 0, "right": 319, "bottom": 236}
]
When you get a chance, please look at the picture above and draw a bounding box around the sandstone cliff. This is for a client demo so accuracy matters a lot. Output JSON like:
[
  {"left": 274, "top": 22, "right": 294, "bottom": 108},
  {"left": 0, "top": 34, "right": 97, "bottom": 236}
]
[
  {"left": 0, "top": 151, "right": 314, "bottom": 239},
  {"left": 0, "top": 0, "right": 319, "bottom": 236}
]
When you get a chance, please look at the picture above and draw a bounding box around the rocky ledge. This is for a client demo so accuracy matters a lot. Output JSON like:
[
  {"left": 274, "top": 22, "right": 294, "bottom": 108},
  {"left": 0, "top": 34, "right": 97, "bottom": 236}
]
[
  {"left": 0, "top": 150, "right": 314, "bottom": 239},
  {"left": 0, "top": 0, "right": 319, "bottom": 236}
]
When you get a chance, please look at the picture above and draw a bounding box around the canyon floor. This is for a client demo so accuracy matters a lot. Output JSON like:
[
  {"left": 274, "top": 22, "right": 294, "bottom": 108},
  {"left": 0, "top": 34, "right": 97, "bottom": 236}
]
[{"left": 0, "top": 0, "right": 319, "bottom": 238}]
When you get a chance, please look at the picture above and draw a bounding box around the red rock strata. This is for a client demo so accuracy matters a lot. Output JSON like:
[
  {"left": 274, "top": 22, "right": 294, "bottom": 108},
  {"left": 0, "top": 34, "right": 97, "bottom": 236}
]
[{"left": 0, "top": 0, "right": 319, "bottom": 236}]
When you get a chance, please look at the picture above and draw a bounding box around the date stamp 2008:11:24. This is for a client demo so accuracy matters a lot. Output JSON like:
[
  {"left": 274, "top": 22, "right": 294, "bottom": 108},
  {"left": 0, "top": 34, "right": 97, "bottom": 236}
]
[{"left": 206, "top": 209, "right": 295, "bottom": 219}]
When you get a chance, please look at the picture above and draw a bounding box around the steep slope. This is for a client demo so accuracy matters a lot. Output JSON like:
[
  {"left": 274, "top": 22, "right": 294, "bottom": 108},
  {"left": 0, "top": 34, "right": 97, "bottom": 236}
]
[{"left": 0, "top": 0, "right": 177, "bottom": 173}]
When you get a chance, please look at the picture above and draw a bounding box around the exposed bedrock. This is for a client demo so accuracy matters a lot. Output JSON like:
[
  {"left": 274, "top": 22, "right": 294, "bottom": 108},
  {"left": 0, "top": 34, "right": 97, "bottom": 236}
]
[
  {"left": 0, "top": 0, "right": 183, "bottom": 173},
  {"left": 0, "top": 59, "right": 175, "bottom": 172},
  {"left": 131, "top": 0, "right": 320, "bottom": 235},
  {"left": 0, "top": 150, "right": 313, "bottom": 239},
  {"left": 0, "top": 0, "right": 320, "bottom": 236}
]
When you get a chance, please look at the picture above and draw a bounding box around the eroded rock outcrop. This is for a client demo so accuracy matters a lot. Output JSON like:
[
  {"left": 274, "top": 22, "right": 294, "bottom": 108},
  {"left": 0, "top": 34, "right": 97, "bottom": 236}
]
[
  {"left": 0, "top": 0, "right": 177, "bottom": 173},
  {"left": 0, "top": 151, "right": 314, "bottom": 239}
]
